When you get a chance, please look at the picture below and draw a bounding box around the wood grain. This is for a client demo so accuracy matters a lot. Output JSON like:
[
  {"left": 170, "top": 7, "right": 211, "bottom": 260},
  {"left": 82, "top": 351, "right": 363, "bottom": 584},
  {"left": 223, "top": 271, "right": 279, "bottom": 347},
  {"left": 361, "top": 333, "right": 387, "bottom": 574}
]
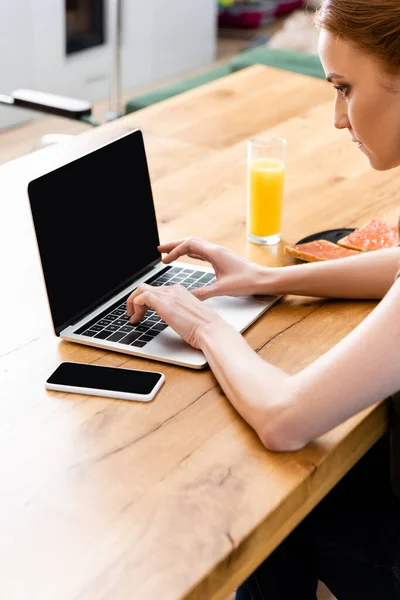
[
  {"left": 131, "top": 65, "right": 333, "bottom": 149},
  {"left": 0, "top": 65, "right": 394, "bottom": 600}
]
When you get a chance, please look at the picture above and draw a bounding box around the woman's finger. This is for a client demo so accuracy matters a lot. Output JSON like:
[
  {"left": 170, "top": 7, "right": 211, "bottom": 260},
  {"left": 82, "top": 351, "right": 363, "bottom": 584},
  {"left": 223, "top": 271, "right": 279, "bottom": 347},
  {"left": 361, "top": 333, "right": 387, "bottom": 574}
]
[
  {"left": 191, "top": 282, "right": 220, "bottom": 301},
  {"left": 126, "top": 283, "right": 152, "bottom": 317},
  {"left": 157, "top": 240, "right": 186, "bottom": 254},
  {"left": 186, "top": 253, "right": 207, "bottom": 261},
  {"left": 160, "top": 238, "right": 215, "bottom": 265},
  {"left": 129, "top": 290, "right": 160, "bottom": 323}
]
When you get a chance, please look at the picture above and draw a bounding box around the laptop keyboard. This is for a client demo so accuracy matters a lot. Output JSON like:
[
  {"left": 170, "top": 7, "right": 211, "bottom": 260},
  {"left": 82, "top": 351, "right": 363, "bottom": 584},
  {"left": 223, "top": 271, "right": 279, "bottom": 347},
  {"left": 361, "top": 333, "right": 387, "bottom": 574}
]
[{"left": 76, "top": 267, "right": 216, "bottom": 349}]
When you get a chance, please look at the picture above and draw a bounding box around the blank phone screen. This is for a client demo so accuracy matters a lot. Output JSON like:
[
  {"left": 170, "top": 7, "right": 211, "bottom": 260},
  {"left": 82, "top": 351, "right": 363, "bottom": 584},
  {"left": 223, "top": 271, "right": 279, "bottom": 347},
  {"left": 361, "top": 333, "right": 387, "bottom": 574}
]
[{"left": 47, "top": 362, "right": 163, "bottom": 394}]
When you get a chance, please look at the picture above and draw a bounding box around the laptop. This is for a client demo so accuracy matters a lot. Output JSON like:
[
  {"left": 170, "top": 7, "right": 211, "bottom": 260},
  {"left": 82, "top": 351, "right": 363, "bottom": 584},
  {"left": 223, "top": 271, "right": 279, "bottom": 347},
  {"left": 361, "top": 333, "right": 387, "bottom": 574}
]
[{"left": 27, "top": 129, "right": 279, "bottom": 369}]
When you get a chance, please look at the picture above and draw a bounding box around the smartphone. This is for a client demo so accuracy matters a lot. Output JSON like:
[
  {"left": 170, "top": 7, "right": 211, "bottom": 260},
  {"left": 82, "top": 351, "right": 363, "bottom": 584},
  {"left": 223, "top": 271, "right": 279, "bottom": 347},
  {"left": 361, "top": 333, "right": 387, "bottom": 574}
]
[{"left": 46, "top": 362, "right": 165, "bottom": 402}]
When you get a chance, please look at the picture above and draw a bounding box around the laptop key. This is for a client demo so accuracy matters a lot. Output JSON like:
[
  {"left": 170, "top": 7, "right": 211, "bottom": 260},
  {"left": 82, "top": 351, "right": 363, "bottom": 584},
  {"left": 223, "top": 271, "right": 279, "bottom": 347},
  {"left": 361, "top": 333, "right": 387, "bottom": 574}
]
[
  {"left": 141, "top": 317, "right": 154, "bottom": 325},
  {"left": 120, "top": 331, "right": 142, "bottom": 344},
  {"left": 135, "top": 324, "right": 150, "bottom": 332},
  {"left": 153, "top": 323, "right": 168, "bottom": 332},
  {"left": 95, "top": 330, "right": 113, "bottom": 340},
  {"left": 107, "top": 331, "right": 127, "bottom": 342},
  {"left": 144, "top": 329, "right": 160, "bottom": 338},
  {"left": 82, "top": 329, "right": 98, "bottom": 337},
  {"left": 113, "top": 319, "right": 127, "bottom": 326},
  {"left": 98, "top": 319, "right": 113, "bottom": 327},
  {"left": 91, "top": 325, "right": 104, "bottom": 332},
  {"left": 107, "top": 324, "right": 120, "bottom": 332},
  {"left": 139, "top": 334, "right": 153, "bottom": 342},
  {"left": 188, "top": 283, "right": 203, "bottom": 289},
  {"left": 198, "top": 273, "right": 215, "bottom": 283},
  {"left": 103, "top": 315, "right": 117, "bottom": 322},
  {"left": 120, "top": 325, "right": 134, "bottom": 333},
  {"left": 131, "top": 341, "right": 147, "bottom": 347}
]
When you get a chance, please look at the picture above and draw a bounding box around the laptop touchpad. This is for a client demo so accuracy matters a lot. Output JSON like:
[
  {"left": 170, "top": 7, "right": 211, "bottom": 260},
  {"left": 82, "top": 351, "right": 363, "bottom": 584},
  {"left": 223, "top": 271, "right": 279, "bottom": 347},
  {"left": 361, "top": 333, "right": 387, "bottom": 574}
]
[{"left": 204, "top": 295, "right": 275, "bottom": 332}]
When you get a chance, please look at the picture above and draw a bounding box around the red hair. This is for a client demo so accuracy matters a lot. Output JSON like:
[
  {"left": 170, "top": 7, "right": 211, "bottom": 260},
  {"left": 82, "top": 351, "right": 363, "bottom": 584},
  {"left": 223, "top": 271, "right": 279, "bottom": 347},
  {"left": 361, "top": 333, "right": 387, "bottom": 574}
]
[{"left": 315, "top": 0, "right": 400, "bottom": 73}]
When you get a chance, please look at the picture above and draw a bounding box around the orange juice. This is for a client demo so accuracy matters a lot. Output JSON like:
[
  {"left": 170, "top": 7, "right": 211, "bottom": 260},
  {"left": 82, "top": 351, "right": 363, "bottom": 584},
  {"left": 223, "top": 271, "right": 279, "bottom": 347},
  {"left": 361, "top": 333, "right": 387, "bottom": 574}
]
[{"left": 247, "top": 157, "right": 285, "bottom": 239}]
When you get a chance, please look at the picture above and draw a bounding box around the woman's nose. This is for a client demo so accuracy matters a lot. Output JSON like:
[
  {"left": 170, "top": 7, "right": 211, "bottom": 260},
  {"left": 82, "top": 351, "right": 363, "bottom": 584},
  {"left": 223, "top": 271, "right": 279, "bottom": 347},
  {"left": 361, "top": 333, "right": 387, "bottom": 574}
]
[{"left": 334, "top": 96, "right": 350, "bottom": 130}]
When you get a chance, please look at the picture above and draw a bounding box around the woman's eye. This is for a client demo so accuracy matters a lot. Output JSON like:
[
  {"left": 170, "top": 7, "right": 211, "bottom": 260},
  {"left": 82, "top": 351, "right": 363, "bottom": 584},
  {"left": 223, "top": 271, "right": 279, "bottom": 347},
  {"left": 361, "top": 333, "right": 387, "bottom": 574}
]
[{"left": 334, "top": 85, "right": 349, "bottom": 98}]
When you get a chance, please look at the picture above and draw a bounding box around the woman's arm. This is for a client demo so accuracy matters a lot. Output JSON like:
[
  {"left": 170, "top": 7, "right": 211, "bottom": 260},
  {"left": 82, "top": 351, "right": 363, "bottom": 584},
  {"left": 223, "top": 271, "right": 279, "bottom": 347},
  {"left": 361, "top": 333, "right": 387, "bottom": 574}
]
[
  {"left": 264, "top": 247, "right": 400, "bottom": 300},
  {"left": 159, "top": 237, "right": 400, "bottom": 302},
  {"left": 198, "top": 277, "right": 400, "bottom": 451}
]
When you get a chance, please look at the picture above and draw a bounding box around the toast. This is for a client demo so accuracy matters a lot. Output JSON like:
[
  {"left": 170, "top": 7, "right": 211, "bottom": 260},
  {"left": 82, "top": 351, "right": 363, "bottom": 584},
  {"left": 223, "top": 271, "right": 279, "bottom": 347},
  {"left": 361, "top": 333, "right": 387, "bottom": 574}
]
[
  {"left": 337, "top": 218, "right": 399, "bottom": 252},
  {"left": 284, "top": 239, "right": 360, "bottom": 262}
]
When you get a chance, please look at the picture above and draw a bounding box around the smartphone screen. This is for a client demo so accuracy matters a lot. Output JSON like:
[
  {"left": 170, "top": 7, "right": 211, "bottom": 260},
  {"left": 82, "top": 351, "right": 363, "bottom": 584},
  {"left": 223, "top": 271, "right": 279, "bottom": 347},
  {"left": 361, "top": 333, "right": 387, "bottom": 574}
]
[{"left": 46, "top": 362, "right": 164, "bottom": 399}]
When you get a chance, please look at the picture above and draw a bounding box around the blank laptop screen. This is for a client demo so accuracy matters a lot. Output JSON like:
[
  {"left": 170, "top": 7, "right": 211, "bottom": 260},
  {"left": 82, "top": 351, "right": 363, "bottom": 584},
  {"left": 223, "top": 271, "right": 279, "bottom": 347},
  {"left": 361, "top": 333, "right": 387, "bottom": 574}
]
[{"left": 28, "top": 130, "right": 161, "bottom": 335}]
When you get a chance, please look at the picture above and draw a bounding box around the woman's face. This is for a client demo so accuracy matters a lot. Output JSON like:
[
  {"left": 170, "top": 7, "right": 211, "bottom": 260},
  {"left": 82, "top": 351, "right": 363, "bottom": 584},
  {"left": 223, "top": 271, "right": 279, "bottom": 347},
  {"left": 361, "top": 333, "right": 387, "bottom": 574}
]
[{"left": 318, "top": 30, "right": 400, "bottom": 171}]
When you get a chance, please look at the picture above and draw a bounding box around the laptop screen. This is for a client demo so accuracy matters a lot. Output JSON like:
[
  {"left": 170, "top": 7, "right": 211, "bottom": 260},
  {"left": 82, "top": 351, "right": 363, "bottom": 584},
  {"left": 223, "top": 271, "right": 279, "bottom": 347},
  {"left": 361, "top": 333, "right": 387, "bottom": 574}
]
[{"left": 28, "top": 130, "right": 161, "bottom": 335}]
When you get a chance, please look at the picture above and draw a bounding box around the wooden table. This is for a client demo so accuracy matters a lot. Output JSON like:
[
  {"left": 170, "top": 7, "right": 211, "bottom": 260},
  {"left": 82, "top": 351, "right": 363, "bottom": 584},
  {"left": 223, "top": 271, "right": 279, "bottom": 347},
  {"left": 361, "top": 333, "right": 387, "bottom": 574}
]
[{"left": 0, "top": 65, "right": 396, "bottom": 600}]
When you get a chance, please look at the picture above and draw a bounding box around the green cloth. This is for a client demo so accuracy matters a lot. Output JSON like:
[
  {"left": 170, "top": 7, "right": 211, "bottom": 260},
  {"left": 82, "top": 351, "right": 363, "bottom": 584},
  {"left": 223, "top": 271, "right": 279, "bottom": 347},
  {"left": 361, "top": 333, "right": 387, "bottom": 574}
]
[
  {"left": 124, "top": 47, "right": 325, "bottom": 114},
  {"left": 79, "top": 114, "right": 100, "bottom": 127},
  {"left": 230, "top": 46, "right": 325, "bottom": 79}
]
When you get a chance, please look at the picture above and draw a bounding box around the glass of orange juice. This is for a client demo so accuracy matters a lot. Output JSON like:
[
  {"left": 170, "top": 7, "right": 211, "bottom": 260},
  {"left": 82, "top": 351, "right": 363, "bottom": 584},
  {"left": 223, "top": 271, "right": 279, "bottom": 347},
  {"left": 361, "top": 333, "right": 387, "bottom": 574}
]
[{"left": 247, "top": 136, "right": 286, "bottom": 245}]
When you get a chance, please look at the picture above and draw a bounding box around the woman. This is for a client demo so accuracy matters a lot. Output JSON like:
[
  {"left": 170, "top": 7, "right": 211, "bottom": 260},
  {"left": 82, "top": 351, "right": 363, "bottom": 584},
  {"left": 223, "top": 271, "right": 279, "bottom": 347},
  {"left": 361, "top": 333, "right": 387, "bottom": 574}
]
[{"left": 127, "top": 1, "right": 400, "bottom": 597}]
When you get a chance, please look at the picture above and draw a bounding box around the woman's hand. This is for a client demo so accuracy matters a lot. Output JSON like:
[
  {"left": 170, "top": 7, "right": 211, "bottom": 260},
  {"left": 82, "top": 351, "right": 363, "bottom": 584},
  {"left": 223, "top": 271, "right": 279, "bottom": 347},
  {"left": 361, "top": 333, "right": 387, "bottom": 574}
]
[
  {"left": 126, "top": 283, "right": 226, "bottom": 349},
  {"left": 158, "top": 237, "right": 265, "bottom": 300}
]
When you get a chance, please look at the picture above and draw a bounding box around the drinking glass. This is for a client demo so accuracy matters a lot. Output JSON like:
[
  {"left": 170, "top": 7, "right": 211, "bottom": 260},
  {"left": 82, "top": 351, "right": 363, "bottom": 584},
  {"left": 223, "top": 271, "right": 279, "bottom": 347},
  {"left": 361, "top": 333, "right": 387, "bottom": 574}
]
[{"left": 247, "top": 136, "right": 286, "bottom": 245}]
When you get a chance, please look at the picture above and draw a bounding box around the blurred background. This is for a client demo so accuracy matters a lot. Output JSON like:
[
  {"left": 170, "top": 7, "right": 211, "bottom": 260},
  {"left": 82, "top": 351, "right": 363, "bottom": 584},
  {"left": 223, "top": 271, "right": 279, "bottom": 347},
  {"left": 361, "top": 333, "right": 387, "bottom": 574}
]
[{"left": 0, "top": 0, "right": 320, "bottom": 165}]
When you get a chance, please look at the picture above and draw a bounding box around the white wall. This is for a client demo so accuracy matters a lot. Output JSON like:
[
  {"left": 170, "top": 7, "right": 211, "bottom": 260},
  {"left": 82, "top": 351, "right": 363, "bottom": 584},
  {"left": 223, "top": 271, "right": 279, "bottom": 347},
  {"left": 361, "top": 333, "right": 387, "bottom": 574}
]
[
  {"left": 151, "top": 0, "right": 218, "bottom": 82},
  {"left": 0, "top": 1, "right": 35, "bottom": 128},
  {"left": 0, "top": 0, "right": 217, "bottom": 130}
]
